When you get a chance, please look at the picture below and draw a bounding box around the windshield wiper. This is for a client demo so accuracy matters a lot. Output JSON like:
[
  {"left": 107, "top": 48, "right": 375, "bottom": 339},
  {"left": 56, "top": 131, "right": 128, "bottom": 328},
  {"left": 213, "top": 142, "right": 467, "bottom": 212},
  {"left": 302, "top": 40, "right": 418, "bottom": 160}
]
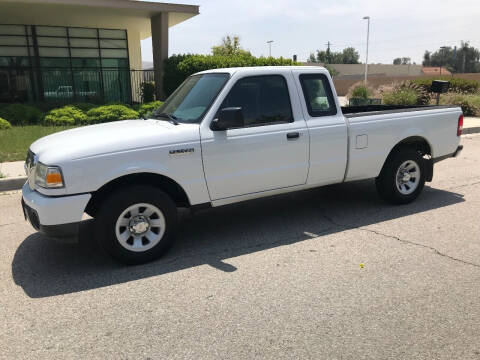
[{"left": 153, "top": 112, "right": 180, "bottom": 125}]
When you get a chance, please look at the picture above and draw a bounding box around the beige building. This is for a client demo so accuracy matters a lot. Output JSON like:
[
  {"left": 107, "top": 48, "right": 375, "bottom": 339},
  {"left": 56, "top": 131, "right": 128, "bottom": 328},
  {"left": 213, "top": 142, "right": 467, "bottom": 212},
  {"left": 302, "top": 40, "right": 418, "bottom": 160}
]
[{"left": 0, "top": 0, "right": 199, "bottom": 102}]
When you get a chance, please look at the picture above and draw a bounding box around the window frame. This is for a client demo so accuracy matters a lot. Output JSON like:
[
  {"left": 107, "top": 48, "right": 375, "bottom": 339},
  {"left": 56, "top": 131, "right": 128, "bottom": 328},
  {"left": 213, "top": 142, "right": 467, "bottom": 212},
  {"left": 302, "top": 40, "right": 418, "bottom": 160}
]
[
  {"left": 299, "top": 73, "right": 337, "bottom": 117},
  {"left": 217, "top": 74, "right": 294, "bottom": 130}
]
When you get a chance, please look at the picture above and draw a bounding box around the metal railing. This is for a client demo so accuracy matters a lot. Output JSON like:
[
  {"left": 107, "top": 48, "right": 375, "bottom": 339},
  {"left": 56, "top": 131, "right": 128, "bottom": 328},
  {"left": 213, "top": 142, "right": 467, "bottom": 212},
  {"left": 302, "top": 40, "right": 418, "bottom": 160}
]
[{"left": 0, "top": 67, "right": 156, "bottom": 105}]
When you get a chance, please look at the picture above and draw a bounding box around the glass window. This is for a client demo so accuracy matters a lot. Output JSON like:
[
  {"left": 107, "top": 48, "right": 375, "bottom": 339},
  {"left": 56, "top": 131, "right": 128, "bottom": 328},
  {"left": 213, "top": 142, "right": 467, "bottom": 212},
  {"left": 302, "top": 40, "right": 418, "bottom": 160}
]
[
  {"left": 299, "top": 74, "right": 337, "bottom": 117},
  {"left": 157, "top": 73, "right": 230, "bottom": 123},
  {"left": 0, "top": 46, "right": 29, "bottom": 56},
  {"left": 0, "top": 56, "right": 30, "bottom": 67},
  {"left": 100, "top": 39, "right": 127, "bottom": 49},
  {"left": 100, "top": 49, "right": 127, "bottom": 58},
  {"left": 40, "top": 57, "right": 70, "bottom": 68},
  {"left": 38, "top": 47, "right": 69, "bottom": 57},
  {"left": 0, "top": 25, "right": 26, "bottom": 35},
  {"left": 101, "top": 58, "right": 128, "bottom": 68},
  {"left": 99, "top": 29, "right": 126, "bottom": 39},
  {"left": 220, "top": 75, "right": 293, "bottom": 128},
  {"left": 36, "top": 26, "right": 67, "bottom": 37},
  {"left": 69, "top": 27, "right": 97, "bottom": 38},
  {"left": 70, "top": 38, "right": 98, "bottom": 48},
  {"left": 71, "top": 48, "right": 99, "bottom": 58},
  {"left": 0, "top": 36, "right": 27, "bottom": 46},
  {"left": 37, "top": 36, "right": 68, "bottom": 47},
  {"left": 72, "top": 58, "right": 101, "bottom": 68}
]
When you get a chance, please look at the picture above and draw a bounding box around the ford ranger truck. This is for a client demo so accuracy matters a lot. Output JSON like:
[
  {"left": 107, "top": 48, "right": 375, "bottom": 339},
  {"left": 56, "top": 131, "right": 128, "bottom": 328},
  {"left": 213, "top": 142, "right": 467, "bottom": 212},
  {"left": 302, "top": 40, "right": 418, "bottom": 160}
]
[{"left": 21, "top": 66, "right": 464, "bottom": 264}]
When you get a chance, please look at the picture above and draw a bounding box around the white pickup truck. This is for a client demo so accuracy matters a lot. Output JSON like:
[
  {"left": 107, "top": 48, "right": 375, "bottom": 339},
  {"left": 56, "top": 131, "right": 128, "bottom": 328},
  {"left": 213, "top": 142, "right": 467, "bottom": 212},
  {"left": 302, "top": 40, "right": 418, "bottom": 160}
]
[{"left": 22, "top": 66, "right": 464, "bottom": 264}]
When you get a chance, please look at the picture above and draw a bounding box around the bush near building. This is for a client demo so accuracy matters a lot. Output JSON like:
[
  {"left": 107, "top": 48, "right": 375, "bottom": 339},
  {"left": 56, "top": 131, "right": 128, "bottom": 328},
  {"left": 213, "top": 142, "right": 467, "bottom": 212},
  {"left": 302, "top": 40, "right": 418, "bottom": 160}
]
[
  {"left": 0, "top": 117, "right": 12, "bottom": 130},
  {"left": 0, "top": 104, "right": 44, "bottom": 126},
  {"left": 44, "top": 106, "right": 88, "bottom": 126},
  {"left": 86, "top": 105, "right": 139, "bottom": 123}
]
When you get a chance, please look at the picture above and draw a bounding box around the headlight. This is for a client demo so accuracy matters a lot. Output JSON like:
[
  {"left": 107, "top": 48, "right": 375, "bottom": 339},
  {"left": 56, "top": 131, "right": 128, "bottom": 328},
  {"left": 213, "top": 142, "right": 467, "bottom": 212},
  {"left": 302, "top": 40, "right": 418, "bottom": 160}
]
[{"left": 35, "top": 163, "right": 64, "bottom": 188}]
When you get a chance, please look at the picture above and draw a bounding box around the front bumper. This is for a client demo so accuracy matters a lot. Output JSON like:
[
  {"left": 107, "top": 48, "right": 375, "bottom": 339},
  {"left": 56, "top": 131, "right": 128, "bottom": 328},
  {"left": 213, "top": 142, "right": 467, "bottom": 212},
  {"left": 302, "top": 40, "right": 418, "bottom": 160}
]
[{"left": 21, "top": 182, "right": 91, "bottom": 239}]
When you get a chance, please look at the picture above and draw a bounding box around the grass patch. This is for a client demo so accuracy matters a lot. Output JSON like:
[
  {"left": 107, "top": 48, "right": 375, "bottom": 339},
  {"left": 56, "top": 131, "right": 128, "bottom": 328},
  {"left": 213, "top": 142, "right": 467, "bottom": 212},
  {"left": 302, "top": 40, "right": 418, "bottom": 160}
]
[{"left": 0, "top": 125, "right": 76, "bottom": 163}]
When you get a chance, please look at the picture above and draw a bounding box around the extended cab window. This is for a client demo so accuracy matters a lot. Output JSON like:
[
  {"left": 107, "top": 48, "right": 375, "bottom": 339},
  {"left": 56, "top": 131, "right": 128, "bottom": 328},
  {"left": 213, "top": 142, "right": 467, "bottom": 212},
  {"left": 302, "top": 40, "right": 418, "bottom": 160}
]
[
  {"left": 299, "top": 74, "right": 337, "bottom": 117},
  {"left": 220, "top": 75, "right": 293, "bottom": 128}
]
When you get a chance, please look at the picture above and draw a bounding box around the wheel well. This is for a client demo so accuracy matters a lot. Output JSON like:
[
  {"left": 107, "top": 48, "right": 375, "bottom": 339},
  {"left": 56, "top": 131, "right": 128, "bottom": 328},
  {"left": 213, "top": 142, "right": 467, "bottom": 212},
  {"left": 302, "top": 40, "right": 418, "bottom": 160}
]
[
  {"left": 85, "top": 173, "right": 190, "bottom": 217},
  {"left": 386, "top": 136, "right": 432, "bottom": 160},
  {"left": 380, "top": 136, "right": 432, "bottom": 176}
]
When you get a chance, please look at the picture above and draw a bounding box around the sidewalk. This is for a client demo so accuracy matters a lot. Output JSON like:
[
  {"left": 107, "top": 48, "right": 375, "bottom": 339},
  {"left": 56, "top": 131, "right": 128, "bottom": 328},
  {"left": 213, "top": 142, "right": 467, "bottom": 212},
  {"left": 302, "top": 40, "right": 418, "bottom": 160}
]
[{"left": 1, "top": 117, "right": 479, "bottom": 192}]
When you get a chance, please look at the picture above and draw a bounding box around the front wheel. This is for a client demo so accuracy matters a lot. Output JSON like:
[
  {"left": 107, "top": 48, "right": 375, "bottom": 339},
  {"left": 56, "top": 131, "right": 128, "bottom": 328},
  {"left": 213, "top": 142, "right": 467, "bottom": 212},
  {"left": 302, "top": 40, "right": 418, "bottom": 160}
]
[
  {"left": 94, "top": 185, "right": 178, "bottom": 265},
  {"left": 375, "top": 148, "right": 426, "bottom": 204}
]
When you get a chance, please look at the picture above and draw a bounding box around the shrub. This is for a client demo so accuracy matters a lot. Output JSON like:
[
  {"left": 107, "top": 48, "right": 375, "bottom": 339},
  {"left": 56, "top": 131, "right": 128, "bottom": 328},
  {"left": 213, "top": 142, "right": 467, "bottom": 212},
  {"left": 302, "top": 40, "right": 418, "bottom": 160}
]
[
  {"left": 163, "top": 53, "right": 296, "bottom": 97},
  {"left": 0, "top": 104, "right": 44, "bottom": 125},
  {"left": 346, "top": 82, "right": 375, "bottom": 100},
  {"left": 382, "top": 87, "right": 418, "bottom": 106},
  {"left": 138, "top": 101, "right": 163, "bottom": 118},
  {"left": 44, "top": 106, "right": 88, "bottom": 126},
  {"left": 71, "top": 103, "right": 97, "bottom": 112},
  {"left": 439, "top": 94, "right": 480, "bottom": 116},
  {"left": 140, "top": 82, "right": 155, "bottom": 103},
  {"left": 0, "top": 117, "right": 11, "bottom": 130},
  {"left": 86, "top": 105, "right": 139, "bottom": 123},
  {"left": 411, "top": 77, "right": 480, "bottom": 94}
]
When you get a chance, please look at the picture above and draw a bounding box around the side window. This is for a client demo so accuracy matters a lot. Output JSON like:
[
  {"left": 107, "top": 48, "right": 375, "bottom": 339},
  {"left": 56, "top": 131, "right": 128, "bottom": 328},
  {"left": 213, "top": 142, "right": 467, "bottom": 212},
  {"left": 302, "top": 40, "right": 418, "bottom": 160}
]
[
  {"left": 299, "top": 74, "right": 337, "bottom": 117},
  {"left": 220, "top": 75, "right": 293, "bottom": 128}
]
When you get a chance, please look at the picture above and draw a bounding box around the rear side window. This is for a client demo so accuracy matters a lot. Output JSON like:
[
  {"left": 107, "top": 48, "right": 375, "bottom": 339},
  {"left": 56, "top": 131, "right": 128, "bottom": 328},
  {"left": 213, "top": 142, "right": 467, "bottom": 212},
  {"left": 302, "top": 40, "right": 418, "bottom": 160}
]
[
  {"left": 299, "top": 74, "right": 337, "bottom": 117},
  {"left": 220, "top": 75, "right": 293, "bottom": 128}
]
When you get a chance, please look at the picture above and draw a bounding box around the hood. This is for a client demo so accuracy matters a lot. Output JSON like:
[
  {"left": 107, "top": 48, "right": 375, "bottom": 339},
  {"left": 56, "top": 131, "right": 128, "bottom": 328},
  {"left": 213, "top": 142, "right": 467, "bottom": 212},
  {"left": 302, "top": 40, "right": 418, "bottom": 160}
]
[{"left": 30, "top": 119, "right": 200, "bottom": 165}]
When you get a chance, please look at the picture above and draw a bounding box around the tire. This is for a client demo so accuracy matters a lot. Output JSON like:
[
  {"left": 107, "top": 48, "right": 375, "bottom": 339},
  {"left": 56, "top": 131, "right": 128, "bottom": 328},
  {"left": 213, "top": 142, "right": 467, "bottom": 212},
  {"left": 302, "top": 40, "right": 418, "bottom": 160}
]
[
  {"left": 94, "top": 185, "right": 178, "bottom": 265},
  {"left": 375, "top": 147, "right": 426, "bottom": 204}
]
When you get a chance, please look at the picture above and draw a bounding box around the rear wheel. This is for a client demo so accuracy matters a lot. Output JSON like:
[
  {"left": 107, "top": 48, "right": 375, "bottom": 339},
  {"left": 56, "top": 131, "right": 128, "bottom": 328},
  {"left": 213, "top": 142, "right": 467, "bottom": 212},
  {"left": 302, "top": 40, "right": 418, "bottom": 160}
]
[
  {"left": 375, "top": 148, "right": 426, "bottom": 204},
  {"left": 94, "top": 185, "right": 177, "bottom": 265}
]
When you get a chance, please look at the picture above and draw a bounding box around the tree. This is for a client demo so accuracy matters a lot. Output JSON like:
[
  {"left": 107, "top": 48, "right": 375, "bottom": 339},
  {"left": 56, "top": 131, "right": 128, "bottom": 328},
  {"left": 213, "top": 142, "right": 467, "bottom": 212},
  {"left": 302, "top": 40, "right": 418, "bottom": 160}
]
[
  {"left": 309, "top": 47, "right": 360, "bottom": 64},
  {"left": 211, "top": 35, "right": 251, "bottom": 57},
  {"left": 393, "top": 57, "right": 411, "bottom": 65},
  {"left": 423, "top": 42, "right": 480, "bottom": 73}
]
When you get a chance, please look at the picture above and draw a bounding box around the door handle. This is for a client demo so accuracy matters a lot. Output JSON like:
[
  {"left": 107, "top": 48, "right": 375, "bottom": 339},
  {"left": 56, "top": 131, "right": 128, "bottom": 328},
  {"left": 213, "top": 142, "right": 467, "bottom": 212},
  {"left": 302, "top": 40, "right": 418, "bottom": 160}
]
[{"left": 286, "top": 132, "right": 300, "bottom": 139}]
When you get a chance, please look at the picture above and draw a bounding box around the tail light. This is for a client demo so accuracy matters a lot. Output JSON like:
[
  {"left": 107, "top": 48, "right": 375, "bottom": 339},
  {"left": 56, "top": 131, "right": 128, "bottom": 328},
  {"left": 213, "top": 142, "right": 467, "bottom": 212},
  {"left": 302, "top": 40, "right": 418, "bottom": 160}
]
[{"left": 457, "top": 114, "right": 463, "bottom": 136}]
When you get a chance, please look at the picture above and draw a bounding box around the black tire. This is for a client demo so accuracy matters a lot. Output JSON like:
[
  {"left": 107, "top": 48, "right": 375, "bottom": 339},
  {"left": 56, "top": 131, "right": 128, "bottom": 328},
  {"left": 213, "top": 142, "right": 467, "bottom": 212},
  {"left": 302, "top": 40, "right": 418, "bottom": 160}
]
[
  {"left": 375, "top": 147, "right": 426, "bottom": 204},
  {"left": 94, "top": 185, "right": 177, "bottom": 265}
]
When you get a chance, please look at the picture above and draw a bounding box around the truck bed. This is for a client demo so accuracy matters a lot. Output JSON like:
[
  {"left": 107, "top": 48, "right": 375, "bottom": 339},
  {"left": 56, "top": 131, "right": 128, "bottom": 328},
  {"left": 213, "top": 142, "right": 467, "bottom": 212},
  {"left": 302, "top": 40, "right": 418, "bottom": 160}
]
[{"left": 341, "top": 105, "right": 458, "bottom": 118}]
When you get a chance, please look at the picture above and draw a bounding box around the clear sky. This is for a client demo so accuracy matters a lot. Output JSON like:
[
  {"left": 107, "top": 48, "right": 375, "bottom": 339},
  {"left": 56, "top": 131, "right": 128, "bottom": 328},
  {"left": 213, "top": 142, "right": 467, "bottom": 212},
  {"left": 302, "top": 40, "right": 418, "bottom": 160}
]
[{"left": 141, "top": 0, "right": 480, "bottom": 65}]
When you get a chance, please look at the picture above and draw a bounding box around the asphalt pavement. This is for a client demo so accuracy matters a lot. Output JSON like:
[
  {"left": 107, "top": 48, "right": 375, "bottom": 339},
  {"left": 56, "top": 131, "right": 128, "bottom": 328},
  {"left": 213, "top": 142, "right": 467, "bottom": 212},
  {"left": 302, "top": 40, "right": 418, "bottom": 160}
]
[{"left": 1, "top": 135, "right": 480, "bottom": 359}]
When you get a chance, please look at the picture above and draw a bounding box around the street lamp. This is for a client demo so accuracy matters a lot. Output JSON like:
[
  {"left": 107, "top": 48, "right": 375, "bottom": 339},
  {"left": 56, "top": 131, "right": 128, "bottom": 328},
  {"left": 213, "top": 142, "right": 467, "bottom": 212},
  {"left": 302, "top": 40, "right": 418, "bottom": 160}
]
[
  {"left": 267, "top": 40, "right": 274, "bottom": 57},
  {"left": 440, "top": 46, "right": 447, "bottom": 75},
  {"left": 363, "top": 16, "right": 370, "bottom": 85}
]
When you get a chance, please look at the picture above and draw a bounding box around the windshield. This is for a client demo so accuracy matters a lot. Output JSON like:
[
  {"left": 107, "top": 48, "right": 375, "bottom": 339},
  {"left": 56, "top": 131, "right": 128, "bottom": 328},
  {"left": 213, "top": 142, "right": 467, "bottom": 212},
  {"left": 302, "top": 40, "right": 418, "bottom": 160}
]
[{"left": 155, "top": 73, "right": 230, "bottom": 123}]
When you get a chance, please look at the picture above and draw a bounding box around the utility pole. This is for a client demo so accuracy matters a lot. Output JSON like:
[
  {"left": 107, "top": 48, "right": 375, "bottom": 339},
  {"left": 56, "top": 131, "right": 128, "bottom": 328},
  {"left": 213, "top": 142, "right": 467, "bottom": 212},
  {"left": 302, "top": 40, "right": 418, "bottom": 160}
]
[
  {"left": 267, "top": 40, "right": 274, "bottom": 57},
  {"left": 326, "top": 41, "right": 332, "bottom": 63},
  {"left": 363, "top": 16, "right": 370, "bottom": 85}
]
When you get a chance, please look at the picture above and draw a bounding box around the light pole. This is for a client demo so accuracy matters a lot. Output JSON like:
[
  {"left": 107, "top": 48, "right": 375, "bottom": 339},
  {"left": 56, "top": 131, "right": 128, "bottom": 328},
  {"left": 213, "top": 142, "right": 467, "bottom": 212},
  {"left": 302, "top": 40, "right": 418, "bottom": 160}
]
[
  {"left": 440, "top": 46, "right": 447, "bottom": 75},
  {"left": 267, "top": 40, "right": 274, "bottom": 57},
  {"left": 363, "top": 16, "right": 370, "bottom": 85}
]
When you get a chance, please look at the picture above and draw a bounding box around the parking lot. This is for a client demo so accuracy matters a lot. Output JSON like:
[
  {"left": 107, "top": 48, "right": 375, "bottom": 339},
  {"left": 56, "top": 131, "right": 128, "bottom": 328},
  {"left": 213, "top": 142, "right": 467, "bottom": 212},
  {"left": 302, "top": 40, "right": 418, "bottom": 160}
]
[{"left": 1, "top": 135, "right": 480, "bottom": 359}]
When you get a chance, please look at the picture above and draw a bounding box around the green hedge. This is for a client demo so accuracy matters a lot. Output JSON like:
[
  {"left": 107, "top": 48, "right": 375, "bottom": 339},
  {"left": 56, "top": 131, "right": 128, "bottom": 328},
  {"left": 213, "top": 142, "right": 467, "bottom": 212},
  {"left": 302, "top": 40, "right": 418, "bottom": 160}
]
[
  {"left": 439, "top": 94, "right": 480, "bottom": 116},
  {"left": 0, "top": 117, "right": 11, "bottom": 130},
  {"left": 411, "top": 78, "right": 480, "bottom": 94},
  {"left": 44, "top": 106, "right": 88, "bottom": 126},
  {"left": 137, "top": 101, "right": 163, "bottom": 118},
  {"left": 164, "top": 54, "right": 296, "bottom": 97},
  {"left": 0, "top": 104, "right": 44, "bottom": 126},
  {"left": 86, "top": 105, "right": 139, "bottom": 123},
  {"left": 382, "top": 88, "right": 418, "bottom": 106}
]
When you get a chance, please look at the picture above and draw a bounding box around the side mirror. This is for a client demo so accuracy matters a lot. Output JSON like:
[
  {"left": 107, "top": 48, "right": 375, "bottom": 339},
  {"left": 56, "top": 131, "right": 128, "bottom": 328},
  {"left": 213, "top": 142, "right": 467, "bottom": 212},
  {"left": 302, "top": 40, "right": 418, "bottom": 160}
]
[{"left": 211, "top": 107, "right": 244, "bottom": 131}]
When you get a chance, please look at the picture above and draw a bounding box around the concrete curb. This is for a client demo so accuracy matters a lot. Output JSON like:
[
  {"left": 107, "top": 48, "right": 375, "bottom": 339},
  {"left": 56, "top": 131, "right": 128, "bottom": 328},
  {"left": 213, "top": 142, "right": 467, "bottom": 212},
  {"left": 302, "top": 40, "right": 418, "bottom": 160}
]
[{"left": 0, "top": 177, "right": 26, "bottom": 192}]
